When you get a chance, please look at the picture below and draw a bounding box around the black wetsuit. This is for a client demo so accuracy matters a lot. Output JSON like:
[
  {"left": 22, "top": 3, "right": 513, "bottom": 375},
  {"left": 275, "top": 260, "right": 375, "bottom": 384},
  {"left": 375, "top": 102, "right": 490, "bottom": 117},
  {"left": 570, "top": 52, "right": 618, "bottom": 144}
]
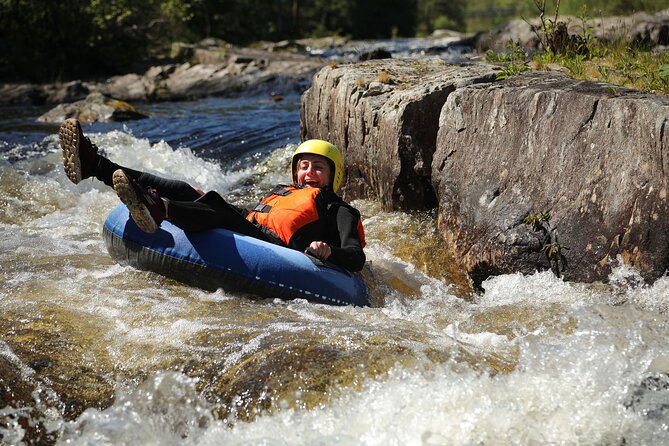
[{"left": 94, "top": 157, "right": 366, "bottom": 272}]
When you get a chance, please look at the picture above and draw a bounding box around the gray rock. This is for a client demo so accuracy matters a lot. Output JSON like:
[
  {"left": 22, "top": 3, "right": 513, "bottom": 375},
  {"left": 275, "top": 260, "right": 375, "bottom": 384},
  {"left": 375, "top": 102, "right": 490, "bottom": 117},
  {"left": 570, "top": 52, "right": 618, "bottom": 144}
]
[
  {"left": 114, "top": 47, "right": 321, "bottom": 101},
  {"left": 170, "top": 41, "right": 195, "bottom": 61},
  {"left": 0, "top": 80, "right": 91, "bottom": 106},
  {"left": 592, "top": 9, "right": 669, "bottom": 47},
  {"left": 41, "top": 80, "right": 91, "bottom": 104},
  {"left": 193, "top": 48, "right": 228, "bottom": 65},
  {"left": 302, "top": 60, "right": 669, "bottom": 286},
  {"left": 154, "top": 62, "right": 270, "bottom": 100},
  {"left": 37, "top": 92, "right": 147, "bottom": 123},
  {"left": 0, "top": 83, "right": 44, "bottom": 105},
  {"left": 301, "top": 58, "right": 499, "bottom": 210},
  {"left": 433, "top": 72, "right": 669, "bottom": 285},
  {"left": 1, "top": 44, "right": 324, "bottom": 106},
  {"left": 101, "top": 73, "right": 154, "bottom": 102},
  {"left": 475, "top": 18, "right": 541, "bottom": 52}
]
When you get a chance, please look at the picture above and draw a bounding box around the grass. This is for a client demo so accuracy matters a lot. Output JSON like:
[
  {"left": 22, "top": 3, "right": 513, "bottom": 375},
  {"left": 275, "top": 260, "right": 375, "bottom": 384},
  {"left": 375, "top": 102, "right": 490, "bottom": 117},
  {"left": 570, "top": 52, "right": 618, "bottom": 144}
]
[
  {"left": 486, "top": 42, "right": 530, "bottom": 80},
  {"left": 483, "top": 0, "right": 669, "bottom": 95},
  {"left": 529, "top": 41, "right": 669, "bottom": 95},
  {"left": 463, "top": 0, "right": 668, "bottom": 33},
  {"left": 486, "top": 12, "right": 669, "bottom": 96}
]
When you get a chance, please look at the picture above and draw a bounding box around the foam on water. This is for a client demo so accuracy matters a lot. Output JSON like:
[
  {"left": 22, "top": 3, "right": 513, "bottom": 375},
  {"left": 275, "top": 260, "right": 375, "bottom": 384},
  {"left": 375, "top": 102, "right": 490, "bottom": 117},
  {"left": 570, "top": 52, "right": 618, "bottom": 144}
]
[
  {"left": 54, "top": 293, "right": 669, "bottom": 446},
  {"left": 3, "top": 127, "right": 669, "bottom": 445},
  {"left": 95, "top": 130, "right": 253, "bottom": 194}
]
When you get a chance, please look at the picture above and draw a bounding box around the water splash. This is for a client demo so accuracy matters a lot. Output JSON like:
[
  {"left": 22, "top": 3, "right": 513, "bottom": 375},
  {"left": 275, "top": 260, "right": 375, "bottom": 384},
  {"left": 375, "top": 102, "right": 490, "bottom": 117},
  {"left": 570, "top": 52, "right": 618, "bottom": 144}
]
[{"left": 3, "top": 102, "right": 669, "bottom": 446}]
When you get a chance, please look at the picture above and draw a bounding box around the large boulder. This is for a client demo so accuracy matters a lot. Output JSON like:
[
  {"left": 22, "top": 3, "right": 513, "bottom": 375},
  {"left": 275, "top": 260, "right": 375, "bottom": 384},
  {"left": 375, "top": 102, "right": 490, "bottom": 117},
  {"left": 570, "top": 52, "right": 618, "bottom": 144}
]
[
  {"left": 301, "top": 58, "right": 499, "bottom": 210},
  {"left": 433, "top": 72, "right": 669, "bottom": 285},
  {"left": 101, "top": 72, "right": 158, "bottom": 102},
  {"left": 302, "top": 61, "right": 669, "bottom": 285},
  {"left": 592, "top": 9, "right": 669, "bottom": 47}
]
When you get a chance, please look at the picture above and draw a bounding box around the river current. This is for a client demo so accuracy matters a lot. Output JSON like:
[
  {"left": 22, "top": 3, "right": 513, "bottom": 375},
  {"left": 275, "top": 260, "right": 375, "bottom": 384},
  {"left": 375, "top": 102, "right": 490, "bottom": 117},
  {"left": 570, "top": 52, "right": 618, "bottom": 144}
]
[{"left": 2, "top": 90, "right": 669, "bottom": 445}]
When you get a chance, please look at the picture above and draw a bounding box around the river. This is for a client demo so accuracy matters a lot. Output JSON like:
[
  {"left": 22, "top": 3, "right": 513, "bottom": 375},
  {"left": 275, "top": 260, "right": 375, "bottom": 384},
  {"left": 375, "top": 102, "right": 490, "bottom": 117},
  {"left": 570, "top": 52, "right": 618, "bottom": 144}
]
[{"left": 2, "top": 85, "right": 669, "bottom": 445}]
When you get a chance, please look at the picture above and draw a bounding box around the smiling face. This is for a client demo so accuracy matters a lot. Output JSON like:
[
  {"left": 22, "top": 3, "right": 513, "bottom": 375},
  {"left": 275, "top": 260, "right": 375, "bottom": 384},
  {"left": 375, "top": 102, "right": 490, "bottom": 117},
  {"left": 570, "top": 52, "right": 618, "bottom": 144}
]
[{"left": 295, "top": 153, "right": 332, "bottom": 188}]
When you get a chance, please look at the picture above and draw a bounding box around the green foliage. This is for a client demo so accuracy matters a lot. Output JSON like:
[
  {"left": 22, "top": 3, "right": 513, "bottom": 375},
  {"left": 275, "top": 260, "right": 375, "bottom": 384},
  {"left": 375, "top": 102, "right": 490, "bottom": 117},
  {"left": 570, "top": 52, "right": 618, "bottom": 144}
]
[
  {"left": 0, "top": 0, "right": 440, "bottom": 82},
  {"left": 530, "top": 1, "right": 592, "bottom": 58},
  {"left": 522, "top": 1, "right": 669, "bottom": 95},
  {"left": 555, "top": 0, "right": 666, "bottom": 16},
  {"left": 536, "top": 44, "right": 669, "bottom": 95},
  {"left": 465, "top": 0, "right": 530, "bottom": 33},
  {"left": 486, "top": 42, "right": 530, "bottom": 80},
  {"left": 0, "top": 0, "right": 192, "bottom": 82},
  {"left": 463, "top": 0, "right": 668, "bottom": 33},
  {"left": 543, "top": 242, "right": 569, "bottom": 259},
  {"left": 417, "top": 0, "right": 466, "bottom": 35},
  {"left": 524, "top": 210, "right": 568, "bottom": 276},
  {"left": 351, "top": 0, "right": 418, "bottom": 38},
  {"left": 660, "top": 65, "right": 669, "bottom": 82},
  {"left": 523, "top": 211, "right": 551, "bottom": 231},
  {"left": 0, "top": 0, "right": 90, "bottom": 82}
]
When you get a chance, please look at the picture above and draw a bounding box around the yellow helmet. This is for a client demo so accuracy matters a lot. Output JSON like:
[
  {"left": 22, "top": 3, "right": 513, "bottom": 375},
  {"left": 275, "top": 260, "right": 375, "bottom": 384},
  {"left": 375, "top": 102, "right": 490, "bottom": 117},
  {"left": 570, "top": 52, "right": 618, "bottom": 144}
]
[{"left": 291, "top": 139, "right": 344, "bottom": 192}]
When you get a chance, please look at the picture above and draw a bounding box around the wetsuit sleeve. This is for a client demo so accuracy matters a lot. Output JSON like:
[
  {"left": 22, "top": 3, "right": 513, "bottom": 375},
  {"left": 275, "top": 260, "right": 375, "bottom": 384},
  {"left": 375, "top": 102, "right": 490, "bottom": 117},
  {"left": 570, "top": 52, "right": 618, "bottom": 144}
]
[{"left": 327, "top": 204, "right": 366, "bottom": 272}]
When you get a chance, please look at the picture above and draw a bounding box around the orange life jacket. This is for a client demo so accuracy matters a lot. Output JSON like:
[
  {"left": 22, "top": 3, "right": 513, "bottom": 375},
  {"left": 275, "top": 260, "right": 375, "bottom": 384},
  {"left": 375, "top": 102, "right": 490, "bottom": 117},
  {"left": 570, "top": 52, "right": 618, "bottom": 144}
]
[{"left": 246, "top": 185, "right": 366, "bottom": 249}]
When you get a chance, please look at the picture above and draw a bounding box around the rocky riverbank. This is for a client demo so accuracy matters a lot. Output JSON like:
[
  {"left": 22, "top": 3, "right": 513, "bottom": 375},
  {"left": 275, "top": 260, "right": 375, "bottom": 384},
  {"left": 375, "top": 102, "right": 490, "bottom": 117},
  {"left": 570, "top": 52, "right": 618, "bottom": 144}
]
[
  {"left": 0, "top": 39, "right": 338, "bottom": 109},
  {"left": 301, "top": 58, "right": 669, "bottom": 287}
]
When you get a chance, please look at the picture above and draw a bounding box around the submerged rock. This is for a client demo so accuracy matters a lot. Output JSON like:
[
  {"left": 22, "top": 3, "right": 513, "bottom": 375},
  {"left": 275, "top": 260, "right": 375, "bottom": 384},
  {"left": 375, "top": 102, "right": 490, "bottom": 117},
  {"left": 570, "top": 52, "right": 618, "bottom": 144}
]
[{"left": 301, "top": 60, "right": 669, "bottom": 286}]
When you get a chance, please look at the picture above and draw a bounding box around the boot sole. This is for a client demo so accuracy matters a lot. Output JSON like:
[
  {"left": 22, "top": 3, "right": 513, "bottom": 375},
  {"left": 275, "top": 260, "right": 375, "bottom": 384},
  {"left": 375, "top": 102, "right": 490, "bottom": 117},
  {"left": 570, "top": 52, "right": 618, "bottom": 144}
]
[
  {"left": 112, "top": 170, "right": 158, "bottom": 233},
  {"left": 59, "top": 119, "right": 82, "bottom": 184}
]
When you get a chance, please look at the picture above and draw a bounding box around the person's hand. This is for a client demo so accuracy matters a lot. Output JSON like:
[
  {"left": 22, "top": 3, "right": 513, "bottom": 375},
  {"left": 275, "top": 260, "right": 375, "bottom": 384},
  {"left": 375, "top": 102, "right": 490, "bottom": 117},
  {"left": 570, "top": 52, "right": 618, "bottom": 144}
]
[{"left": 306, "top": 241, "right": 331, "bottom": 259}]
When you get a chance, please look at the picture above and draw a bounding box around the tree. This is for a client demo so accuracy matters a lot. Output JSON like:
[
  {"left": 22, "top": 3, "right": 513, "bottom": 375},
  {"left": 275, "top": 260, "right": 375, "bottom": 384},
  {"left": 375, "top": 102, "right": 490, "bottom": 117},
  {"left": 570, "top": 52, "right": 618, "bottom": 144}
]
[
  {"left": 0, "top": 0, "right": 192, "bottom": 83},
  {"left": 351, "top": 0, "right": 418, "bottom": 38},
  {"left": 0, "top": 0, "right": 94, "bottom": 82},
  {"left": 417, "top": 0, "right": 466, "bottom": 35}
]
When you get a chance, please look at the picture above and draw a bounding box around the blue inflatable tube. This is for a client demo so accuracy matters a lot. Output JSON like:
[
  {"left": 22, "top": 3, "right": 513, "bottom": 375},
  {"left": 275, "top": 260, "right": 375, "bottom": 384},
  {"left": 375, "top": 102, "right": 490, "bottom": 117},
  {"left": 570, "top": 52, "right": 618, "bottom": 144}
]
[{"left": 102, "top": 204, "right": 370, "bottom": 306}]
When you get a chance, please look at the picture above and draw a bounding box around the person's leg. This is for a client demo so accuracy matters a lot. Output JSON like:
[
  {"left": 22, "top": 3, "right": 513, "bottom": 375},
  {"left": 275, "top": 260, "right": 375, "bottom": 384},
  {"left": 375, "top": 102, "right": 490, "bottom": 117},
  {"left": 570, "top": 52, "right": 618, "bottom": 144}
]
[
  {"left": 168, "top": 191, "right": 273, "bottom": 241},
  {"left": 113, "top": 169, "right": 167, "bottom": 233},
  {"left": 61, "top": 119, "right": 272, "bottom": 240},
  {"left": 113, "top": 170, "right": 272, "bottom": 241},
  {"left": 97, "top": 158, "right": 202, "bottom": 201},
  {"left": 59, "top": 119, "right": 203, "bottom": 201},
  {"left": 59, "top": 119, "right": 101, "bottom": 184}
]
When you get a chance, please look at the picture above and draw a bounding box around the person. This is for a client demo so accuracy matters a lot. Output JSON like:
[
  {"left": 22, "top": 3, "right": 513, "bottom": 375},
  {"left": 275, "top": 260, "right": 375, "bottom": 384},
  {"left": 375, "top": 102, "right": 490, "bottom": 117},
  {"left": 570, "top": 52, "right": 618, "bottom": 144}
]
[{"left": 58, "top": 119, "right": 366, "bottom": 272}]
